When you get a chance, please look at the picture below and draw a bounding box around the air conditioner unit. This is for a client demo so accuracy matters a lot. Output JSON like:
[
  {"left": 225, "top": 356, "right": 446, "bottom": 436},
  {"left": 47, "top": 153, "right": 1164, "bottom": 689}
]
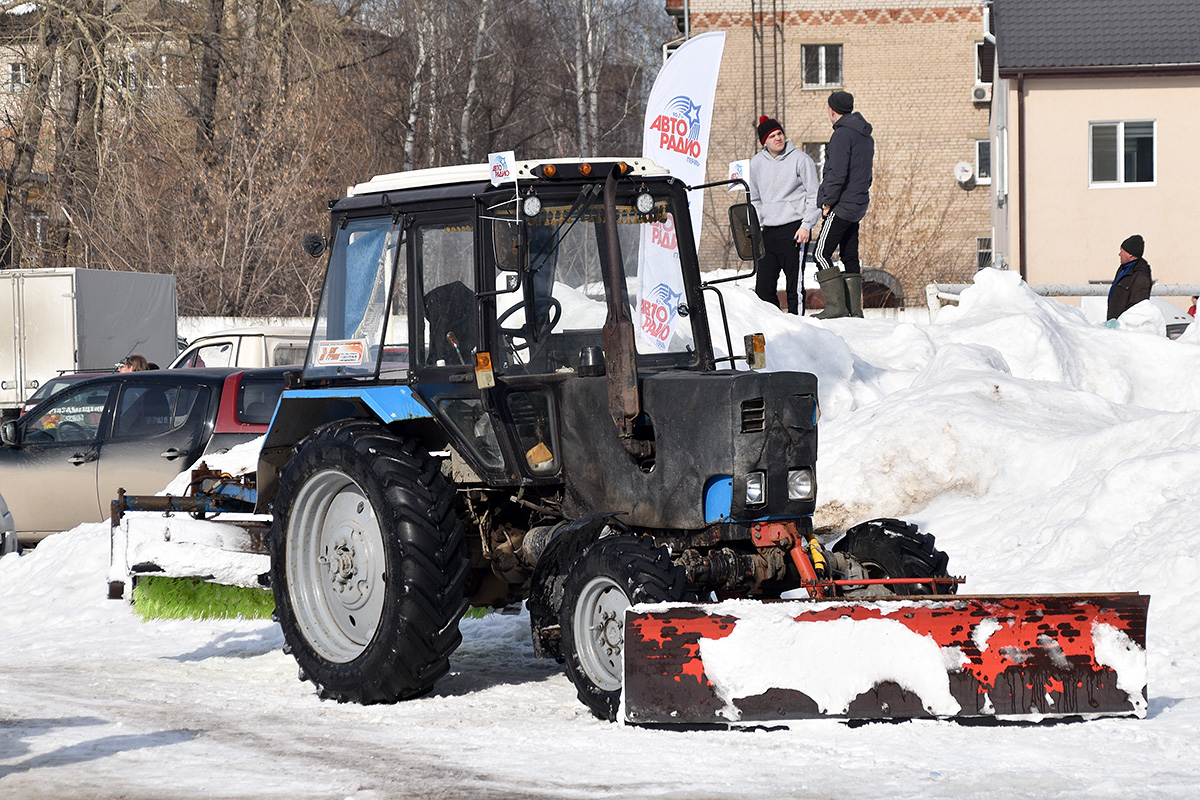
[{"left": 972, "top": 83, "right": 993, "bottom": 103}]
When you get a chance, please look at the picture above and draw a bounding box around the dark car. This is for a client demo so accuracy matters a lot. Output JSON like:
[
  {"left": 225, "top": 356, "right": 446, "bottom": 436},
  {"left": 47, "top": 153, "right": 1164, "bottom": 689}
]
[{"left": 0, "top": 367, "right": 289, "bottom": 545}]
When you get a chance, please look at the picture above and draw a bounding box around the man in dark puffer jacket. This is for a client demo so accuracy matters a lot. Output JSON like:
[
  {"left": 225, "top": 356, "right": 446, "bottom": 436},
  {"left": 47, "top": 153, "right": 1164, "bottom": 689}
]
[
  {"left": 814, "top": 90, "right": 874, "bottom": 319},
  {"left": 1107, "top": 234, "right": 1153, "bottom": 321}
]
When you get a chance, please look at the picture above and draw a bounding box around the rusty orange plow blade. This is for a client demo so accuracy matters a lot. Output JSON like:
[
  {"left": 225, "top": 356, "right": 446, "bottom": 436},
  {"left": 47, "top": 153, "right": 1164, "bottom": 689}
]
[{"left": 623, "top": 593, "right": 1149, "bottom": 726}]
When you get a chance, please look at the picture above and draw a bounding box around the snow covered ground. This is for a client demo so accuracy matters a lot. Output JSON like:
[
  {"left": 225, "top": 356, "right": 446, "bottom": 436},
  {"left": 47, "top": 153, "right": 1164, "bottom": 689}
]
[{"left": 3, "top": 269, "right": 1199, "bottom": 799}]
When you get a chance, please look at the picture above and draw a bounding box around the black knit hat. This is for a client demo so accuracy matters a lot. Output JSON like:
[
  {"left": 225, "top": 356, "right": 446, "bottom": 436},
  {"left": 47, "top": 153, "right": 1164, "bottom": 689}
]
[
  {"left": 828, "top": 90, "right": 854, "bottom": 115},
  {"left": 757, "top": 115, "right": 783, "bottom": 144},
  {"left": 1121, "top": 234, "right": 1144, "bottom": 258}
]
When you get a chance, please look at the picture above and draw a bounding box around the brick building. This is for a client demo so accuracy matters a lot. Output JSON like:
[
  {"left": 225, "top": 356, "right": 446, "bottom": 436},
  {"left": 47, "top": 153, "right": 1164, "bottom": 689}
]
[{"left": 667, "top": 1, "right": 994, "bottom": 307}]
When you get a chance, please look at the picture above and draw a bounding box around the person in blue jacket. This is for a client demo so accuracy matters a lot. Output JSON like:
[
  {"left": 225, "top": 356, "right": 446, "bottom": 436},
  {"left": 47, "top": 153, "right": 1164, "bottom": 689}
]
[{"left": 814, "top": 90, "right": 874, "bottom": 319}]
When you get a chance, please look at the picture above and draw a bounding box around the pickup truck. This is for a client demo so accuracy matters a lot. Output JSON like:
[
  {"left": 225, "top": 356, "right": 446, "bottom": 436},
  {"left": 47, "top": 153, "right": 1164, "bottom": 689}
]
[
  {"left": 171, "top": 327, "right": 310, "bottom": 369},
  {"left": 0, "top": 367, "right": 288, "bottom": 546}
]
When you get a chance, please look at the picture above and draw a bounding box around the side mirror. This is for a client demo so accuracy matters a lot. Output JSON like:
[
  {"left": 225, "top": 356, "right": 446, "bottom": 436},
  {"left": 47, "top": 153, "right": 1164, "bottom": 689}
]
[
  {"left": 1, "top": 420, "right": 19, "bottom": 447},
  {"left": 301, "top": 233, "right": 328, "bottom": 259},
  {"left": 728, "top": 202, "right": 764, "bottom": 262},
  {"left": 492, "top": 220, "right": 521, "bottom": 272}
]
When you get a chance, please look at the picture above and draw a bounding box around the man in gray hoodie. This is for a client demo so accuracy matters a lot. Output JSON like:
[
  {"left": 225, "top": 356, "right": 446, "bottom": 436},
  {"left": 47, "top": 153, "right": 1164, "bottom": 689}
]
[{"left": 748, "top": 115, "right": 821, "bottom": 314}]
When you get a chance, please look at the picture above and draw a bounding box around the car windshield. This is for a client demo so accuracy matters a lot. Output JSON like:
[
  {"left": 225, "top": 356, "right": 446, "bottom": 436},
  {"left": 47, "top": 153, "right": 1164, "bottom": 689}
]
[
  {"left": 486, "top": 184, "right": 700, "bottom": 374},
  {"left": 29, "top": 377, "right": 78, "bottom": 403},
  {"left": 25, "top": 375, "right": 96, "bottom": 410}
]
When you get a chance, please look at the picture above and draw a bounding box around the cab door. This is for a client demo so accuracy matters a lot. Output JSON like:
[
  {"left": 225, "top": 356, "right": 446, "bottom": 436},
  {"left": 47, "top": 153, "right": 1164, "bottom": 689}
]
[{"left": 409, "top": 206, "right": 513, "bottom": 479}]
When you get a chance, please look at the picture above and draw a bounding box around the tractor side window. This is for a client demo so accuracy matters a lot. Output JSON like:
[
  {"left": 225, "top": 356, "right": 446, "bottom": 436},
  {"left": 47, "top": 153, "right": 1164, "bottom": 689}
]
[
  {"left": 506, "top": 390, "right": 557, "bottom": 474},
  {"left": 306, "top": 216, "right": 403, "bottom": 380},
  {"left": 416, "top": 215, "right": 476, "bottom": 368},
  {"left": 437, "top": 397, "right": 503, "bottom": 470}
]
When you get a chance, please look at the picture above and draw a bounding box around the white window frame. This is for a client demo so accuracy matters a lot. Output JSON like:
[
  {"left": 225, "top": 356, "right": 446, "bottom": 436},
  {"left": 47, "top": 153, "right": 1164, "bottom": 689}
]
[
  {"left": 976, "top": 236, "right": 993, "bottom": 270},
  {"left": 116, "top": 59, "right": 138, "bottom": 92},
  {"left": 975, "top": 139, "right": 992, "bottom": 185},
  {"left": 801, "top": 44, "right": 843, "bottom": 89},
  {"left": 8, "top": 62, "right": 29, "bottom": 92},
  {"left": 802, "top": 142, "right": 827, "bottom": 177},
  {"left": 975, "top": 41, "right": 994, "bottom": 86},
  {"left": 1089, "top": 120, "right": 1156, "bottom": 188}
]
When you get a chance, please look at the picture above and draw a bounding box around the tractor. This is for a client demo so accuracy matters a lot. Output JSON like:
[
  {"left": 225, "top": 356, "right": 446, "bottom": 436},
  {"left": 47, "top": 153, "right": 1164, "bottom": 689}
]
[{"left": 250, "top": 158, "right": 1146, "bottom": 724}]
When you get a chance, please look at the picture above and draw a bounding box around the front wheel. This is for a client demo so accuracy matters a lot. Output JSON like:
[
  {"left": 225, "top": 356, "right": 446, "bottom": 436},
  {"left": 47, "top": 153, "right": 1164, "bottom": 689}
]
[
  {"left": 832, "top": 518, "right": 954, "bottom": 597},
  {"left": 559, "top": 534, "right": 687, "bottom": 721},
  {"left": 269, "top": 419, "right": 468, "bottom": 703}
]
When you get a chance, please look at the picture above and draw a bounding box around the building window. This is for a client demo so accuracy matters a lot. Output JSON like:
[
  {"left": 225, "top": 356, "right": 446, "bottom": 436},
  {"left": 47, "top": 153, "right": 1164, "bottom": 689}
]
[
  {"left": 9, "top": 62, "right": 29, "bottom": 92},
  {"left": 1090, "top": 121, "right": 1155, "bottom": 185},
  {"left": 975, "top": 41, "right": 995, "bottom": 85},
  {"left": 802, "top": 44, "right": 842, "bottom": 88},
  {"left": 802, "top": 142, "right": 827, "bottom": 176},
  {"left": 117, "top": 60, "right": 138, "bottom": 91},
  {"left": 975, "top": 139, "right": 992, "bottom": 185},
  {"left": 976, "top": 237, "right": 993, "bottom": 270}
]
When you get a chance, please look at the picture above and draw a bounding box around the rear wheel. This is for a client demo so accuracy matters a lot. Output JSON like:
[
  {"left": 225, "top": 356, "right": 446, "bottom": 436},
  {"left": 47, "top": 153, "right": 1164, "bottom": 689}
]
[
  {"left": 559, "top": 534, "right": 687, "bottom": 721},
  {"left": 832, "top": 518, "right": 953, "bottom": 597},
  {"left": 269, "top": 419, "right": 468, "bottom": 703}
]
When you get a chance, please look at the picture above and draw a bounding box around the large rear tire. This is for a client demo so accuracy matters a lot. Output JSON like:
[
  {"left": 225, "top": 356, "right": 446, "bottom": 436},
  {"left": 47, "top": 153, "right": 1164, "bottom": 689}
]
[
  {"left": 832, "top": 518, "right": 954, "bottom": 596},
  {"left": 559, "top": 534, "right": 687, "bottom": 721},
  {"left": 269, "top": 419, "right": 468, "bottom": 703}
]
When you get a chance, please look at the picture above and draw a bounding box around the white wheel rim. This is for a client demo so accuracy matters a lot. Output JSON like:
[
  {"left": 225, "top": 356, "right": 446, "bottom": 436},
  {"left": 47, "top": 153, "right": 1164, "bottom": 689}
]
[
  {"left": 285, "top": 470, "right": 386, "bottom": 663},
  {"left": 572, "top": 575, "right": 629, "bottom": 693}
]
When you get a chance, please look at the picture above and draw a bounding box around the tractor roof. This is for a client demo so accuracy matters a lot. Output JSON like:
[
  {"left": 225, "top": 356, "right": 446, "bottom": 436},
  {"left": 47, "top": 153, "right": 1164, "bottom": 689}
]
[{"left": 349, "top": 158, "right": 670, "bottom": 197}]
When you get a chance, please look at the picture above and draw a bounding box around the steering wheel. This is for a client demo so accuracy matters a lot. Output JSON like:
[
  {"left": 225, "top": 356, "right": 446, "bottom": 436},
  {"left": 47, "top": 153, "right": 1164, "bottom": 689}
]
[
  {"left": 56, "top": 421, "right": 85, "bottom": 440},
  {"left": 497, "top": 296, "right": 562, "bottom": 352}
]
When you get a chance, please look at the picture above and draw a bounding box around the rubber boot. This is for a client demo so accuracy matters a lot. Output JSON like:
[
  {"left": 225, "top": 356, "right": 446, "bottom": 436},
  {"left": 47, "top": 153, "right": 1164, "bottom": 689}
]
[
  {"left": 845, "top": 273, "right": 864, "bottom": 318},
  {"left": 814, "top": 268, "right": 849, "bottom": 319}
]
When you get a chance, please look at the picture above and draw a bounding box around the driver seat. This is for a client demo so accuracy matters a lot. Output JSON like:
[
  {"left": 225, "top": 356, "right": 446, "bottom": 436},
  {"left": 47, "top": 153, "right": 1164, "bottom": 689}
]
[{"left": 423, "top": 281, "right": 476, "bottom": 366}]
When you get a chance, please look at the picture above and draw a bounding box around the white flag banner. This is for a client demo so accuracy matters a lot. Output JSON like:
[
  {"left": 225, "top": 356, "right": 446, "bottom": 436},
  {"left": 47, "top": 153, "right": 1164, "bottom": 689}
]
[
  {"left": 637, "top": 31, "right": 725, "bottom": 352},
  {"left": 728, "top": 159, "right": 750, "bottom": 192},
  {"left": 488, "top": 151, "right": 516, "bottom": 186}
]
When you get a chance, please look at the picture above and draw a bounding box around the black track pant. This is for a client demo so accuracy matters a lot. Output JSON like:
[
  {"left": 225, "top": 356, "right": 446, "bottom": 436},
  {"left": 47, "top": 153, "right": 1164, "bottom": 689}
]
[
  {"left": 755, "top": 219, "right": 807, "bottom": 314},
  {"left": 814, "top": 212, "right": 861, "bottom": 275}
]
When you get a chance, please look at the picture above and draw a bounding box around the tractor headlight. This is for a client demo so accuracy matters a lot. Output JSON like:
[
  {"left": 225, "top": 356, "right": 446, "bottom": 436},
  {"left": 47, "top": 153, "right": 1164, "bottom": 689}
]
[
  {"left": 745, "top": 471, "right": 766, "bottom": 505},
  {"left": 787, "top": 468, "right": 816, "bottom": 501}
]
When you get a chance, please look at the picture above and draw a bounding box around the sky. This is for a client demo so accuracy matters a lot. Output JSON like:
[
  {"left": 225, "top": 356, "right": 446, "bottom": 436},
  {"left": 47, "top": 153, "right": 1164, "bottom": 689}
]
[{"left": 2, "top": 269, "right": 1199, "bottom": 799}]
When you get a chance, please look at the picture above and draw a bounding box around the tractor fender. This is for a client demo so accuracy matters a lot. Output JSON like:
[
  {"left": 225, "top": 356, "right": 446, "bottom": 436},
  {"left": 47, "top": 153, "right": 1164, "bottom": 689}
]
[
  {"left": 527, "top": 512, "right": 626, "bottom": 661},
  {"left": 254, "top": 386, "right": 435, "bottom": 514}
]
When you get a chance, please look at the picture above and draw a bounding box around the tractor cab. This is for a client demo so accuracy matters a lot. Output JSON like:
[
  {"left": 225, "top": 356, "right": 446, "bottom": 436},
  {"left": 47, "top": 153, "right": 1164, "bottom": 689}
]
[{"left": 287, "top": 159, "right": 740, "bottom": 491}]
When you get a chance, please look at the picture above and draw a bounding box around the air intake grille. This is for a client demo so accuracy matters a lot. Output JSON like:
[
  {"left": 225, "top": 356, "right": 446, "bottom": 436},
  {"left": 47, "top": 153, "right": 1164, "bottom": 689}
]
[{"left": 741, "top": 398, "right": 765, "bottom": 433}]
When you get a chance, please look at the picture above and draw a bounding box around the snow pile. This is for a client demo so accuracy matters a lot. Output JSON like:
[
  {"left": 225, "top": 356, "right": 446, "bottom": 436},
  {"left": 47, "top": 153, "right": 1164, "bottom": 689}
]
[{"left": 2, "top": 268, "right": 1199, "bottom": 797}]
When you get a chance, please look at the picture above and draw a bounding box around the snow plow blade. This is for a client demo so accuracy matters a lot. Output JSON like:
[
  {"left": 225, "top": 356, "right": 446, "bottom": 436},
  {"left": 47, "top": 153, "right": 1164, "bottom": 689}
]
[{"left": 622, "top": 594, "right": 1149, "bottom": 726}]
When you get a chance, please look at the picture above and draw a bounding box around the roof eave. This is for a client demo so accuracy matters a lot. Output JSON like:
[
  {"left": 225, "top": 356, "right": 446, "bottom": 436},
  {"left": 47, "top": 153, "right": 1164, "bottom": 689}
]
[{"left": 998, "top": 62, "right": 1200, "bottom": 79}]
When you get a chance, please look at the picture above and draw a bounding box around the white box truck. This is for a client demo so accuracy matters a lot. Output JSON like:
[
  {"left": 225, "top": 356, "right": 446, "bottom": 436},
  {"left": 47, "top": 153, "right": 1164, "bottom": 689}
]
[{"left": 0, "top": 268, "right": 177, "bottom": 418}]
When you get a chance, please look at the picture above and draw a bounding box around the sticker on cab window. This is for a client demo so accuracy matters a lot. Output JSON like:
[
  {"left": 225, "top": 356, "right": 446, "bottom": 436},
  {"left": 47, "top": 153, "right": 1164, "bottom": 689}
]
[{"left": 314, "top": 339, "right": 367, "bottom": 366}]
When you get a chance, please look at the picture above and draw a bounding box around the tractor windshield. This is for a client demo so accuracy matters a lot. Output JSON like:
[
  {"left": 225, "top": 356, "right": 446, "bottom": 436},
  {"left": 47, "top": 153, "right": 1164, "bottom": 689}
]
[{"left": 486, "top": 184, "right": 701, "bottom": 375}]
